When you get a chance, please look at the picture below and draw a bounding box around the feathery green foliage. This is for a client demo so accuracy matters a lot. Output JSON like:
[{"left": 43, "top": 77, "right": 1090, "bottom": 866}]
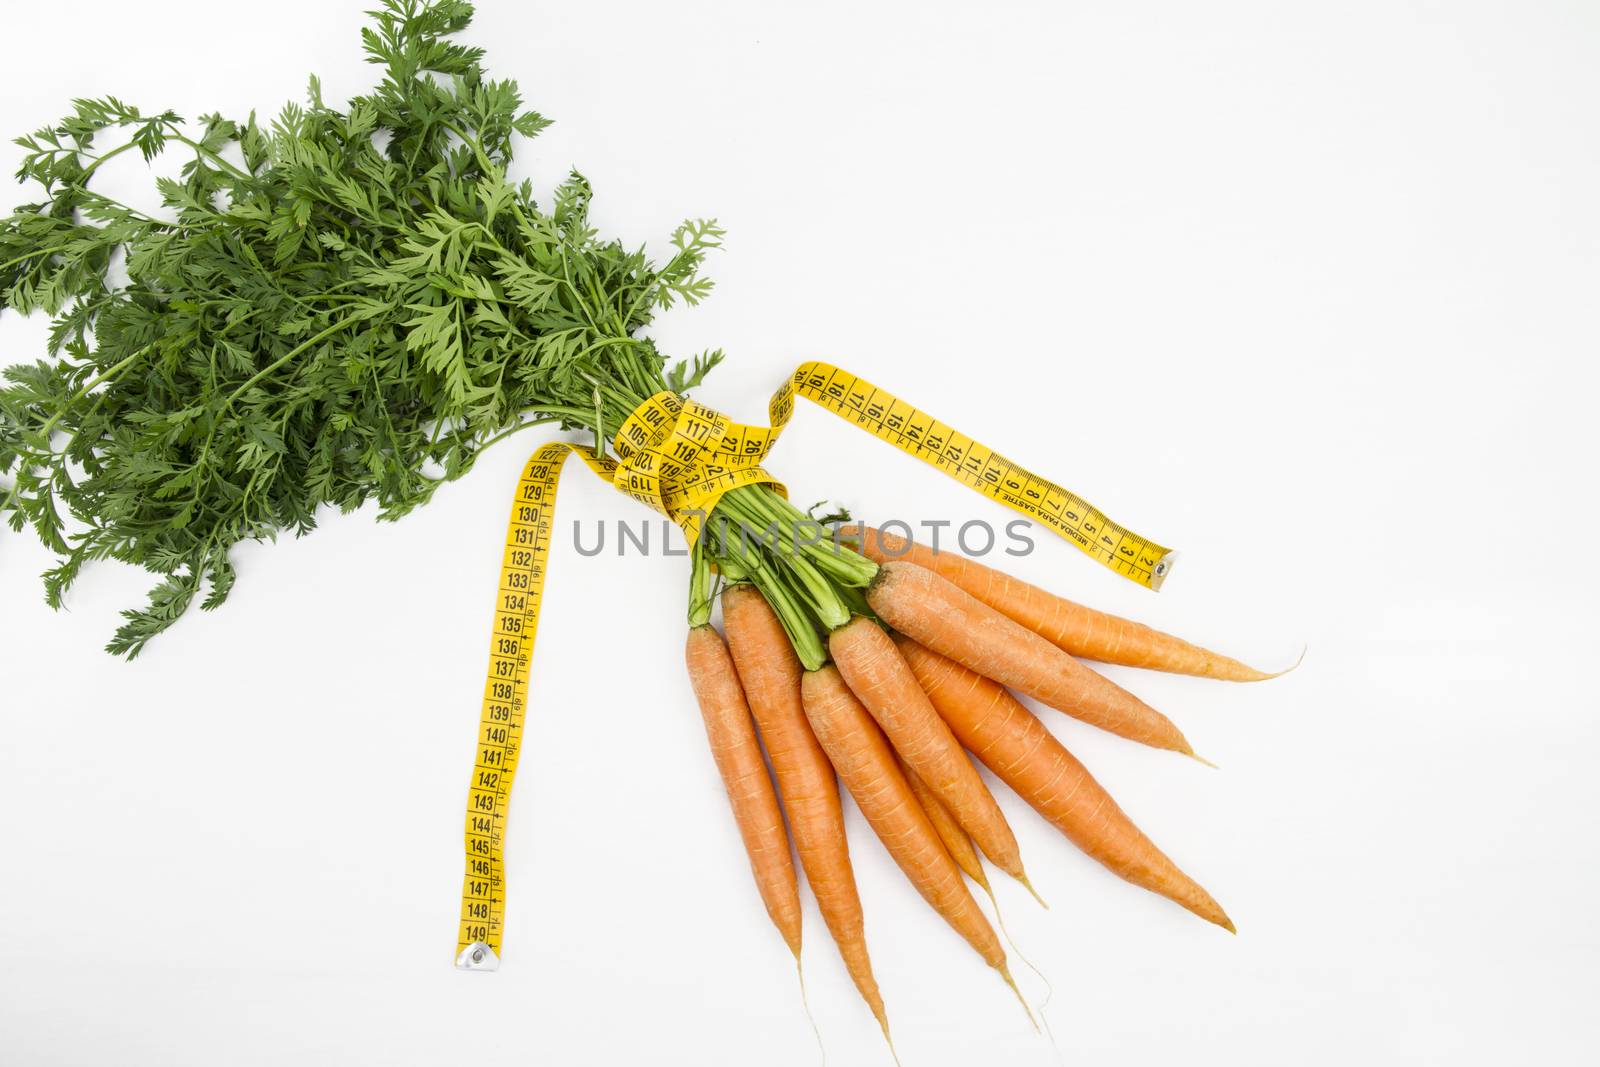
[{"left": 1, "top": 0, "right": 731, "bottom": 655}]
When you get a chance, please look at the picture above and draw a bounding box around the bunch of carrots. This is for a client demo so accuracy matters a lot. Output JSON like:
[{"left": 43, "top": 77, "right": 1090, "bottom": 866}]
[
  {"left": 0, "top": 2, "right": 1284, "bottom": 1049},
  {"left": 686, "top": 525, "right": 1283, "bottom": 1048}
]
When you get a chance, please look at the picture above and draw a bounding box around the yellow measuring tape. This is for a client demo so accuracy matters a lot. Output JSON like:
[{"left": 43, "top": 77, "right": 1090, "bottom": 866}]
[{"left": 455, "top": 360, "right": 1172, "bottom": 969}]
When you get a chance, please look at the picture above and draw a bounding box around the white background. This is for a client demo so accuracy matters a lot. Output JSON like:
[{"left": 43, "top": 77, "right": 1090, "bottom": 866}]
[{"left": 2, "top": 1, "right": 1597, "bottom": 1064}]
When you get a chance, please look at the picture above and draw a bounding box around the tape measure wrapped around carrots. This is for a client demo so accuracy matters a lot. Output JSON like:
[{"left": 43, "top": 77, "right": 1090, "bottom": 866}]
[
  {"left": 454, "top": 360, "right": 1181, "bottom": 969},
  {"left": 0, "top": 0, "right": 1292, "bottom": 1050}
]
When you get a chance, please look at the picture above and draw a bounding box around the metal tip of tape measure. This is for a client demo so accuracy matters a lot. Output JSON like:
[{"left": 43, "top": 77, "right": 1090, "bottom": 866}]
[
  {"left": 456, "top": 942, "right": 500, "bottom": 971},
  {"left": 1149, "top": 551, "right": 1178, "bottom": 592}
]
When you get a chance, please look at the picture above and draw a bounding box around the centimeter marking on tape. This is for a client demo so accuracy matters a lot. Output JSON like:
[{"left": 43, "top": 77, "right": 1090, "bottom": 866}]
[
  {"left": 455, "top": 442, "right": 606, "bottom": 971},
  {"left": 456, "top": 361, "right": 1171, "bottom": 969},
  {"left": 772, "top": 363, "right": 1173, "bottom": 588}
]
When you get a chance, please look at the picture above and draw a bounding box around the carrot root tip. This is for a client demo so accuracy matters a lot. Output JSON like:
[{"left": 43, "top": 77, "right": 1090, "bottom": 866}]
[
  {"left": 1272, "top": 644, "right": 1309, "bottom": 679},
  {"left": 998, "top": 962, "right": 1039, "bottom": 1032},
  {"left": 1187, "top": 751, "right": 1220, "bottom": 770},
  {"left": 879, "top": 1018, "right": 901, "bottom": 1067},
  {"left": 1017, "top": 872, "right": 1049, "bottom": 910},
  {"left": 987, "top": 882, "right": 1061, "bottom": 1053},
  {"left": 1236, "top": 642, "right": 1307, "bottom": 682},
  {"left": 794, "top": 956, "right": 826, "bottom": 1062}
]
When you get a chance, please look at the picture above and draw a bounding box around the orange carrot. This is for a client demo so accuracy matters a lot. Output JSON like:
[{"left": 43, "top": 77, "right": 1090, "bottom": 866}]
[
  {"left": 848, "top": 525, "right": 1274, "bottom": 681},
  {"left": 896, "top": 635, "right": 1234, "bottom": 931},
  {"left": 898, "top": 755, "right": 988, "bottom": 891},
  {"left": 801, "top": 665, "right": 1014, "bottom": 984},
  {"left": 685, "top": 624, "right": 803, "bottom": 957},
  {"left": 900, "top": 751, "right": 1056, "bottom": 1045},
  {"left": 722, "top": 585, "right": 890, "bottom": 1037},
  {"left": 899, "top": 750, "right": 1060, "bottom": 1048},
  {"left": 867, "top": 561, "right": 1197, "bottom": 757},
  {"left": 829, "top": 617, "right": 1032, "bottom": 888}
]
